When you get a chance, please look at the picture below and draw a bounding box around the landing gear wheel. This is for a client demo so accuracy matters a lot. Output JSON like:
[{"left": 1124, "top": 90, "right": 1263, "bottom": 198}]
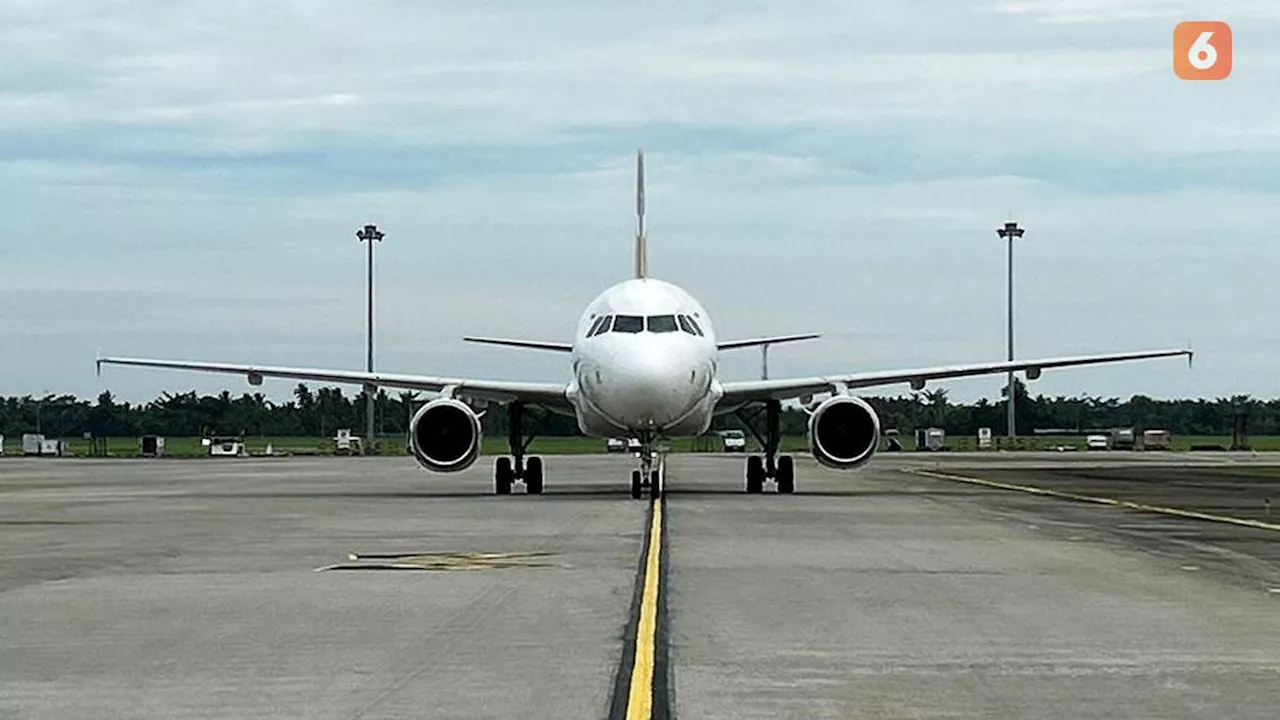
[
  {"left": 495, "top": 457, "right": 514, "bottom": 495},
  {"left": 776, "top": 455, "right": 795, "bottom": 494},
  {"left": 525, "top": 456, "right": 544, "bottom": 495},
  {"left": 745, "top": 455, "right": 765, "bottom": 494},
  {"left": 631, "top": 469, "right": 643, "bottom": 499},
  {"left": 650, "top": 469, "right": 661, "bottom": 497}
]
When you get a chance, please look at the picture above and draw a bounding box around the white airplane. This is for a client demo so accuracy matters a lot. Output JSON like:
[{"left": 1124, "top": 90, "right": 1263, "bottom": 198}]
[{"left": 98, "top": 151, "right": 1192, "bottom": 499}]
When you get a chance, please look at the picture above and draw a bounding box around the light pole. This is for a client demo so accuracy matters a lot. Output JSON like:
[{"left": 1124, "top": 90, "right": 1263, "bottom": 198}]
[
  {"left": 356, "top": 223, "right": 385, "bottom": 452},
  {"left": 997, "top": 220, "right": 1025, "bottom": 439},
  {"left": 36, "top": 390, "right": 50, "bottom": 435}
]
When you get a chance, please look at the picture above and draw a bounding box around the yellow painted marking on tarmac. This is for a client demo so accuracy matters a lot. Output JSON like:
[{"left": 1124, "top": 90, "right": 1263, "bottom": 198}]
[
  {"left": 911, "top": 469, "right": 1280, "bottom": 533},
  {"left": 626, "top": 495, "right": 664, "bottom": 720}
]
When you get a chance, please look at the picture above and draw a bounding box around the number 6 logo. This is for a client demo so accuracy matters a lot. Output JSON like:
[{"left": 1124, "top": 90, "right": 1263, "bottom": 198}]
[{"left": 1174, "top": 21, "right": 1232, "bottom": 80}]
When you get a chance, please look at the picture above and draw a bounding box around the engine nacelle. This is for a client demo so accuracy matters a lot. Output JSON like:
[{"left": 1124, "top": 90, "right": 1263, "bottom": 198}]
[
  {"left": 409, "top": 398, "right": 482, "bottom": 472},
  {"left": 807, "top": 394, "right": 880, "bottom": 469}
]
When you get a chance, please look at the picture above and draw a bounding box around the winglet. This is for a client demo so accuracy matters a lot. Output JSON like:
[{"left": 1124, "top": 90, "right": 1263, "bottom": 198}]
[
  {"left": 95, "top": 349, "right": 104, "bottom": 377},
  {"left": 634, "top": 148, "right": 646, "bottom": 279}
]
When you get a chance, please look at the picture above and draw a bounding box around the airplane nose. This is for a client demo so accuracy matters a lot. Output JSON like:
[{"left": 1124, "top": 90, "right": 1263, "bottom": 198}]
[{"left": 603, "top": 350, "right": 693, "bottom": 427}]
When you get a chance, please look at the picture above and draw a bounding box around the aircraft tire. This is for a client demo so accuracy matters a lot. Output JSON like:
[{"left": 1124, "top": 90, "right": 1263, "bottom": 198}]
[
  {"left": 631, "top": 469, "right": 643, "bottom": 499},
  {"left": 745, "top": 455, "right": 765, "bottom": 494},
  {"left": 525, "top": 456, "right": 544, "bottom": 495},
  {"left": 495, "top": 457, "right": 514, "bottom": 495},
  {"left": 776, "top": 455, "right": 795, "bottom": 494}
]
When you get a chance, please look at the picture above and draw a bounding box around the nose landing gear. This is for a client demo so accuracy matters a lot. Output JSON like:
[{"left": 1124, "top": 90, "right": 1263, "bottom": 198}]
[
  {"left": 737, "top": 399, "right": 795, "bottom": 495},
  {"left": 629, "top": 433, "right": 663, "bottom": 500}
]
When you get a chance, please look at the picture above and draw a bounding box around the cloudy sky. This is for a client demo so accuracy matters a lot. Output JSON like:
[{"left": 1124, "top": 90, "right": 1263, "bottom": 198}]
[{"left": 2, "top": 0, "right": 1277, "bottom": 404}]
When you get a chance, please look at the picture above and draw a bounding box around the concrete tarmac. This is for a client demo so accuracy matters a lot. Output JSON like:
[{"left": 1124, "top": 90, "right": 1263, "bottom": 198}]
[
  {"left": 0, "top": 456, "right": 646, "bottom": 719},
  {"left": 3, "top": 453, "right": 1280, "bottom": 718}
]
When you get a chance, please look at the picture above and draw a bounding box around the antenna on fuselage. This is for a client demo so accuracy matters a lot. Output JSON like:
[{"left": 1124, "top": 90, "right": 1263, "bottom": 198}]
[{"left": 634, "top": 148, "right": 646, "bottom": 279}]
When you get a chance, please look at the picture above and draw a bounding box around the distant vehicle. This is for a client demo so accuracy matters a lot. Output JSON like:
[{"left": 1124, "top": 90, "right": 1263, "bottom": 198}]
[
  {"left": 1142, "top": 429, "right": 1172, "bottom": 450},
  {"left": 916, "top": 428, "right": 945, "bottom": 451},
  {"left": 140, "top": 435, "right": 165, "bottom": 457},
  {"left": 206, "top": 436, "right": 246, "bottom": 457},
  {"left": 627, "top": 438, "right": 642, "bottom": 454},
  {"left": 23, "top": 434, "right": 67, "bottom": 457},
  {"left": 0, "top": 434, "right": 4, "bottom": 456},
  {"left": 606, "top": 437, "right": 627, "bottom": 452},
  {"left": 721, "top": 430, "right": 746, "bottom": 452},
  {"left": 22, "top": 433, "right": 44, "bottom": 456},
  {"left": 1110, "top": 427, "right": 1136, "bottom": 450},
  {"left": 333, "top": 429, "right": 363, "bottom": 456},
  {"left": 1086, "top": 434, "right": 1110, "bottom": 450}
]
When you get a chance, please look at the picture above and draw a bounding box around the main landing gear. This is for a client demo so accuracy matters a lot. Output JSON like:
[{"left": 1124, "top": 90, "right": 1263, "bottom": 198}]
[
  {"left": 736, "top": 399, "right": 796, "bottom": 495},
  {"left": 629, "top": 433, "right": 663, "bottom": 500},
  {"left": 494, "top": 402, "right": 544, "bottom": 495}
]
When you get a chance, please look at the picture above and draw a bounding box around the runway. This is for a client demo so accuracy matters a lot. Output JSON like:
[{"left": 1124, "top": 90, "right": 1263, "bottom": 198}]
[{"left": 2, "top": 453, "right": 1280, "bottom": 718}]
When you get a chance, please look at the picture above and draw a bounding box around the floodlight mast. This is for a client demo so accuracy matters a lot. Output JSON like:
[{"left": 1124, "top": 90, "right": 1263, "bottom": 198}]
[
  {"left": 997, "top": 220, "right": 1026, "bottom": 439},
  {"left": 356, "top": 223, "right": 385, "bottom": 452}
]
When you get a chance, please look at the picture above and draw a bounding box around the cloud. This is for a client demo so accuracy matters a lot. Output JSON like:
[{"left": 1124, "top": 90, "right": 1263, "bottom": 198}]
[{"left": 1, "top": 1, "right": 1278, "bottom": 403}]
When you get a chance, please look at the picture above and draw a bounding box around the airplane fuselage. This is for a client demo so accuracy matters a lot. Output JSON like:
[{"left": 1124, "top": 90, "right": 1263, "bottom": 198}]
[{"left": 566, "top": 278, "right": 724, "bottom": 438}]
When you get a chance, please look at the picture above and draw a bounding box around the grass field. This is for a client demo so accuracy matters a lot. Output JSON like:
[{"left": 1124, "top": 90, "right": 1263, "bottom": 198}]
[{"left": 4, "top": 434, "right": 1280, "bottom": 458}]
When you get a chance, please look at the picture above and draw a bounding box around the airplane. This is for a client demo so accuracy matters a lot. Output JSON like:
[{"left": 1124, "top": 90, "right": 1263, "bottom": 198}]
[{"left": 97, "top": 150, "right": 1193, "bottom": 499}]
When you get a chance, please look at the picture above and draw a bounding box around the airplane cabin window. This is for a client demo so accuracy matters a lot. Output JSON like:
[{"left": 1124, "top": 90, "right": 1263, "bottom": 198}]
[
  {"left": 612, "top": 315, "right": 643, "bottom": 333},
  {"left": 646, "top": 315, "right": 678, "bottom": 333}
]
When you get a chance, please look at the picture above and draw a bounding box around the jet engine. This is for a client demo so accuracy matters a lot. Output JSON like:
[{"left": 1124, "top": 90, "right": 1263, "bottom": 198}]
[
  {"left": 409, "top": 398, "right": 482, "bottom": 472},
  {"left": 807, "top": 394, "right": 880, "bottom": 469}
]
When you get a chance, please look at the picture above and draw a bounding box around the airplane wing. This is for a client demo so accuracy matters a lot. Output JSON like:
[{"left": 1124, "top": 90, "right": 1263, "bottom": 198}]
[
  {"left": 96, "top": 356, "right": 570, "bottom": 407},
  {"left": 462, "top": 336, "right": 574, "bottom": 352},
  {"left": 717, "top": 348, "right": 1193, "bottom": 406},
  {"left": 716, "top": 333, "right": 821, "bottom": 351}
]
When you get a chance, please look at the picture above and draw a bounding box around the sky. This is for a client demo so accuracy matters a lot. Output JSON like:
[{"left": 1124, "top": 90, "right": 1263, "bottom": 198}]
[{"left": 1, "top": 0, "right": 1277, "bottom": 405}]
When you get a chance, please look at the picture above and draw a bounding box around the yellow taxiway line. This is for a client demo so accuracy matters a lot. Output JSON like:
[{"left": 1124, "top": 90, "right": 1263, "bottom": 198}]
[{"left": 626, "top": 493, "right": 664, "bottom": 720}]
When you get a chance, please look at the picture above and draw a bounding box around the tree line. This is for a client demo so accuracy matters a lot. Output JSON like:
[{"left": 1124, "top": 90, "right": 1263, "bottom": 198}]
[{"left": 1, "top": 381, "right": 1276, "bottom": 440}]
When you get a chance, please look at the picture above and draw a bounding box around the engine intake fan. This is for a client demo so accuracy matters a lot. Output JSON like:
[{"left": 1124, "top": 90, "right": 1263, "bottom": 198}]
[{"left": 807, "top": 394, "right": 880, "bottom": 469}]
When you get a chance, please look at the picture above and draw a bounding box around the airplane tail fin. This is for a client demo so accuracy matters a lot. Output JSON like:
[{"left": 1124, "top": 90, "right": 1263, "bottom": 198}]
[{"left": 634, "top": 148, "right": 646, "bottom": 279}]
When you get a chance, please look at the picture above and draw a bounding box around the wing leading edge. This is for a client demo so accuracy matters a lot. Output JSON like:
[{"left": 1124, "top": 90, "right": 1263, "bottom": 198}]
[
  {"left": 96, "top": 356, "right": 570, "bottom": 407},
  {"left": 716, "top": 333, "right": 821, "bottom": 351},
  {"left": 462, "top": 337, "right": 574, "bottom": 352},
  {"left": 717, "top": 348, "right": 1193, "bottom": 406}
]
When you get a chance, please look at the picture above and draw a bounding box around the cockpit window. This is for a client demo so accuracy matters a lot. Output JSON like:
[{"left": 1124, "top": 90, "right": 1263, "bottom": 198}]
[
  {"left": 586, "top": 316, "right": 606, "bottom": 337},
  {"left": 646, "top": 315, "right": 678, "bottom": 333},
  {"left": 682, "top": 315, "right": 705, "bottom": 336},
  {"left": 677, "top": 315, "right": 697, "bottom": 335},
  {"left": 612, "top": 315, "right": 643, "bottom": 333},
  {"left": 589, "top": 315, "right": 613, "bottom": 336}
]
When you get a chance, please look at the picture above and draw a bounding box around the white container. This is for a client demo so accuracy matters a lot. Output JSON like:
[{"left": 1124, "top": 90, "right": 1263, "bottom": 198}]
[{"left": 22, "top": 433, "right": 45, "bottom": 455}]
